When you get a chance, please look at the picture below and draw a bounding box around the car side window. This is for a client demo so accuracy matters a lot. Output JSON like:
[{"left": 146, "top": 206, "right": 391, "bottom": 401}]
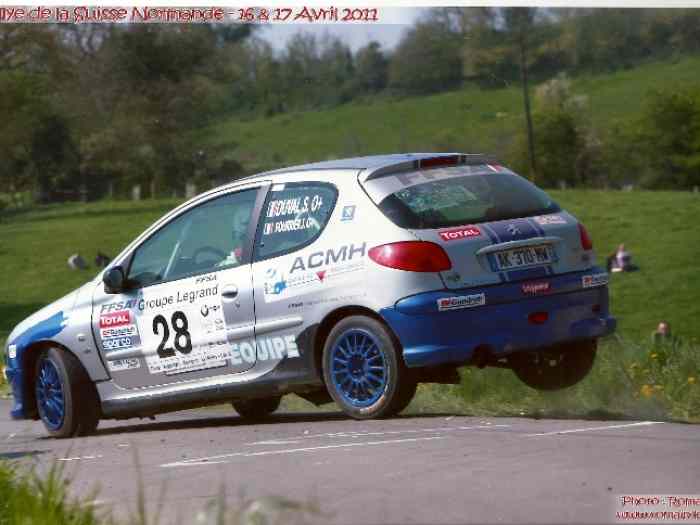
[
  {"left": 255, "top": 182, "right": 337, "bottom": 261},
  {"left": 127, "top": 189, "right": 259, "bottom": 288}
]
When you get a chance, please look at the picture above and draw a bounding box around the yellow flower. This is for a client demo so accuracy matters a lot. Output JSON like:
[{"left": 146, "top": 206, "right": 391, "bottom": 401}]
[
  {"left": 650, "top": 353, "right": 658, "bottom": 360},
  {"left": 653, "top": 385, "right": 663, "bottom": 391},
  {"left": 640, "top": 384, "right": 654, "bottom": 398},
  {"left": 629, "top": 362, "right": 639, "bottom": 369},
  {"left": 689, "top": 377, "right": 696, "bottom": 385}
]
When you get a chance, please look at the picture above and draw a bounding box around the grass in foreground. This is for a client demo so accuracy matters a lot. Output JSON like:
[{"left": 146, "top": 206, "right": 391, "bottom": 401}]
[
  {"left": 0, "top": 460, "right": 324, "bottom": 525},
  {"left": 0, "top": 462, "right": 102, "bottom": 525}
]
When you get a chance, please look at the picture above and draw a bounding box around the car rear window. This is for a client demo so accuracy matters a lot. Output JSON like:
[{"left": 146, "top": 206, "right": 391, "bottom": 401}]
[{"left": 376, "top": 169, "right": 560, "bottom": 229}]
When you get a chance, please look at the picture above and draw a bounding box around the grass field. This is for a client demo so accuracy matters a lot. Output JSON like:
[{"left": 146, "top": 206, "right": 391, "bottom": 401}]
[
  {"left": 197, "top": 56, "right": 700, "bottom": 171},
  {"left": 2, "top": 191, "right": 698, "bottom": 343},
  {"left": 1, "top": 190, "right": 698, "bottom": 421}
]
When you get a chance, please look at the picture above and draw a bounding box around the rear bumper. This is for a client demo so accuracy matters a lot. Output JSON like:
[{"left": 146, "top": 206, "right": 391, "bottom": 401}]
[{"left": 380, "top": 268, "right": 616, "bottom": 368}]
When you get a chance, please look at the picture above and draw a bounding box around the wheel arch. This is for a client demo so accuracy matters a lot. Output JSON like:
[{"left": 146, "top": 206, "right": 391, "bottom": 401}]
[
  {"left": 20, "top": 340, "right": 94, "bottom": 419},
  {"left": 312, "top": 305, "right": 403, "bottom": 382}
]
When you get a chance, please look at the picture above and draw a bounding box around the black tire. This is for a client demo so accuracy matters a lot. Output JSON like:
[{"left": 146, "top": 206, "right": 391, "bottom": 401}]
[
  {"left": 232, "top": 396, "right": 282, "bottom": 419},
  {"left": 34, "top": 348, "right": 101, "bottom": 438},
  {"left": 511, "top": 340, "right": 597, "bottom": 391},
  {"left": 322, "top": 315, "right": 414, "bottom": 420},
  {"left": 390, "top": 379, "right": 418, "bottom": 415}
]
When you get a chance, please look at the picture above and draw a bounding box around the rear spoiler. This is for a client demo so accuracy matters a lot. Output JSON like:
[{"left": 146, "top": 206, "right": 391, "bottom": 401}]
[{"left": 364, "top": 154, "right": 499, "bottom": 182}]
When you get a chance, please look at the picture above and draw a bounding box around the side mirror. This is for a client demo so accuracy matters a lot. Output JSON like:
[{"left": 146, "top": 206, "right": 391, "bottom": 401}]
[{"left": 103, "top": 266, "right": 126, "bottom": 294}]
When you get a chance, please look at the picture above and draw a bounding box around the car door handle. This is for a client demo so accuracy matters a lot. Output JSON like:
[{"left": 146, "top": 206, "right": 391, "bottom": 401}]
[{"left": 221, "top": 285, "right": 239, "bottom": 299}]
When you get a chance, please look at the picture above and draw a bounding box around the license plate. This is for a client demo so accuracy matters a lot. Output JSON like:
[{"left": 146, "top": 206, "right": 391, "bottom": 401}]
[{"left": 494, "top": 245, "right": 554, "bottom": 270}]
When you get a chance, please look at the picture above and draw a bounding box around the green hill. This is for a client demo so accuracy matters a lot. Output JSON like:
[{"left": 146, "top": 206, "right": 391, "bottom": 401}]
[{"left": 197, "top": 56, "right": 700, "bottom": 171}]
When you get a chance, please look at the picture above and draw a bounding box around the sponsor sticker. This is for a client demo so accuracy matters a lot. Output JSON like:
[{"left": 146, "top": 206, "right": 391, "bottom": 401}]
[
  {"left": 103, "top": 336, "right": 135, "bottom": 350},
  {"left": 100, "top": 324, "right": 138, "bottom": 340},
  {"left": 341, "top": 205, "right": 356, "bottom": 221},
  {"left": 108, "top": 358, "right": 141, "bottom": 372},
  {"left": 230, "top": 334, "right": 300, "bottom": 366},
  {"left": 534, "top": 214, "right": 567, "bottom": 226},
  {"left": 522, "top": 281, "right": 551, "bottom": 295},
  {"left": 99, "top": 310, "right": 131, "bottom": 328},
  {"left": 437, "top": 293, "right": 486, "bottom": 311},
  {"left": 438, "top": 226, "right": 481, "bottom": 242},
  {"left": 263, "top": 216, "right": 317, "bottom": 236},
  {"left": 582, "top": 273, "right": 609, "bottom": 288},
  {"left": 8, "top": 345, "right": 17, "bottom": 359}
]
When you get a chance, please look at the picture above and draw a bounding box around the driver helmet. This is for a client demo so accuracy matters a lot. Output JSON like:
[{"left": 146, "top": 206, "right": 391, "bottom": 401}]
[{"left": 232, "top": 204, "right": 251, "bottom": 241}]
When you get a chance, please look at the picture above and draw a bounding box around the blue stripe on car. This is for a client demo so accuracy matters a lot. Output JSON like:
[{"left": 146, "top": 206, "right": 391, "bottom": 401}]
[
  {"left": 523, "top": 218, "right": 553, "bottom": 274},
  {"left": 479, "top": 224, "right": 507, "bottom": 283},
  {"left": 5, "top": 311, "right": 67, "bottom": 419},
  {"left": 487, "top": 218, "right": 539, "bottom": 242}
]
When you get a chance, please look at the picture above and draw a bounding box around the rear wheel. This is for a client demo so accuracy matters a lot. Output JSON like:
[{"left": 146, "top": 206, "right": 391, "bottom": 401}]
[
  {"left": 511, "top": 340, "right": 597, "bottom": 391},
  {"left": 323, "top": 316, "right": 415, "bottom": 419},
  {"left": 34, "top": 348, "right": 100, "bottom": 438},
  {"left": 232, "top": 396, "right": 282, "bottom": 419}
]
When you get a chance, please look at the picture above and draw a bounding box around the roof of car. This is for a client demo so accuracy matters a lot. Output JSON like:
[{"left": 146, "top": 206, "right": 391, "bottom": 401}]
[
  {"left": 225, "top": 152, "right": 493, "bottom": 189},
  {"left": 261, "top": 153, "right": 461, "bottom": 175}
]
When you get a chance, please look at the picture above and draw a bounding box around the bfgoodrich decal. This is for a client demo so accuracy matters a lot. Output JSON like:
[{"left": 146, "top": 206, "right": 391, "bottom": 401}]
[{"left": 437, "top": 293, "right": 486, "bottom": 311}]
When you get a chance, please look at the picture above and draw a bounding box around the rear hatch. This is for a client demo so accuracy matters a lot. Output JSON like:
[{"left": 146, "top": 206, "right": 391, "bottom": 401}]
[{"left": 362, "top": 163, "right": 593, "bottom": 290}]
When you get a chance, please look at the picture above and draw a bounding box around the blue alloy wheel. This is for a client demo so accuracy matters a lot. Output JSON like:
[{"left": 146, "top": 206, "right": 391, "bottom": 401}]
[
  {"left": 36, "top": 358, "right": 65, "bottom": 431},
  {"left": 330, "top": 329, "right": 389, "bottom": 407}
]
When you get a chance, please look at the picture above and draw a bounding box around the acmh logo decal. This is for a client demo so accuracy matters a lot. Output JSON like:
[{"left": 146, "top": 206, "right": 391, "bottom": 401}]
[
  {"left": 290, "top": 242, "right": 366, "bottom": 273},
  {"left": 438, "top": 226, "right": 481, "bottom": 242}
]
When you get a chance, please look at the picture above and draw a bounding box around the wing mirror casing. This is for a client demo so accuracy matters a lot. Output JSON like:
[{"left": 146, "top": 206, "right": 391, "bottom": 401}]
[{"left": 103, "top": 266, "right": 126, "bottom": 294}]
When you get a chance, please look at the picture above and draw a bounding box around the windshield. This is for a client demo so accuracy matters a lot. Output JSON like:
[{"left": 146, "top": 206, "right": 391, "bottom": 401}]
[{"left": 377, "top": 171, "right": 560, "bottom": 229}]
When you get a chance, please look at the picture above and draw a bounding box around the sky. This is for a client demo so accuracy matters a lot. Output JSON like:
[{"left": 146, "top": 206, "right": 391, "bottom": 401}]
[{"left": 257, "top": 7, "right": 427, "bottom": 52}]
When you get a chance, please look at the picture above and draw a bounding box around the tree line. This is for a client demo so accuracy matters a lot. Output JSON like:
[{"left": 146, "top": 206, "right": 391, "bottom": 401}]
[{"left": 1, "top": 8, "right": 699, "bottom": 209}]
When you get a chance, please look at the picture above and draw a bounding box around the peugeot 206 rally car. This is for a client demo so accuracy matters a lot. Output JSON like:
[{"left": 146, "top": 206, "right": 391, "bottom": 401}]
[{"left": 4, "top": 153, "right": 616, "bottom": 437}]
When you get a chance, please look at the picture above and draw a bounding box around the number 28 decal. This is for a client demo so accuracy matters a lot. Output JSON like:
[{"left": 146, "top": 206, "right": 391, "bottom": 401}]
[{"left": 153, "top": 311, "right": 193, "bottom": 358}]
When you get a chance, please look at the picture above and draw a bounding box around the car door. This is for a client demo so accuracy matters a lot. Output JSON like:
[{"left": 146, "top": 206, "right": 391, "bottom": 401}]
[
  {"left": 250, "top": 181, "right": 339, "bottom": 368},
  {"left": 92, "top": 185, "right": 267, "bottom": 389}
]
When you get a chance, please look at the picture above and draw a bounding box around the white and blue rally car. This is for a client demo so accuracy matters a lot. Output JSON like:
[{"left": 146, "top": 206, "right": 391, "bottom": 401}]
[{"left": 4, "top": 153, "right": 615, "bottom": 437}]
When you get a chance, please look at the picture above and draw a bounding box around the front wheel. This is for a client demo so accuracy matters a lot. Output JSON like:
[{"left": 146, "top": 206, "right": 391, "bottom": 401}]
[
  {"left": 232, "top": 396, "right": 282, "bottom": 420},
  {"left": 323, "top": 316, "right": 415, "bottom": 419},
  {"left": 511, "top": 340, "right": 597, "bottom": 391},
  {"left": 34, "top": 348, "right": 100, "bottom": 438}
]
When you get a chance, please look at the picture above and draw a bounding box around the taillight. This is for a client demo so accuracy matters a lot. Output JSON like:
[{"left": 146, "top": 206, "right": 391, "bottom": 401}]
[
  {"left": 369, "top": 241, "right": 452, "bottom": 272},
  {"left": 578, "top": 223, "right": 593, "bottom": 251}
]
